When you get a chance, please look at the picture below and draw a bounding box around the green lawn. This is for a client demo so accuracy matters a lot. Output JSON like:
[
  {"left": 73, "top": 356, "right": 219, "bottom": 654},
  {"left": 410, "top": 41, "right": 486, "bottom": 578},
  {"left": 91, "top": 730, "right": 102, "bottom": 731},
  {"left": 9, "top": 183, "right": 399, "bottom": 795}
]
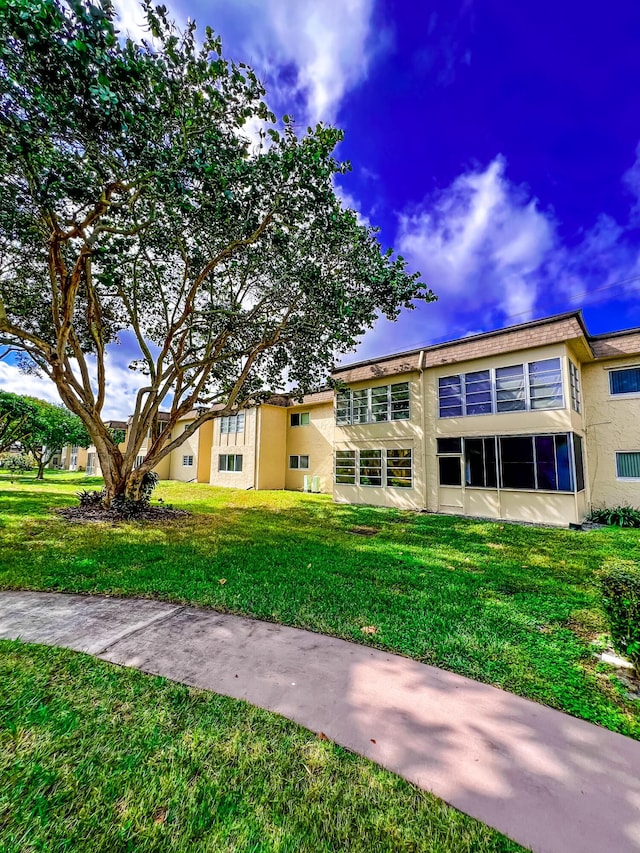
[
  {"left": 1, "top": 472, "right": 639, "bottom": 738},
  {"left": 0, "top": 641, "right": 522, "bottom": 852}
]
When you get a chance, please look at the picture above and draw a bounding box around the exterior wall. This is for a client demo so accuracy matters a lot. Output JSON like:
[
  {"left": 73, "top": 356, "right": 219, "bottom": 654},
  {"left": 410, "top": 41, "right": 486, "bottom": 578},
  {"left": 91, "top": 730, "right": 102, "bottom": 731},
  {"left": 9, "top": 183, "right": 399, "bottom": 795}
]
[
  {"left": 284, "top": 401, "right": 334, "bottom": 492},
  {"left": 333, "top": 371, "right": 426, "bottom": 510},
  {"left": 196, "top": 420, "right": 213, "bottom": 483},
  {"left": 256, "top": 405, "right": 287, "bottom": 490},
  {"left": 209, "top": 407, "right": 257, "bottom": 490},
  {"left": 169, "top": 418, "right": 199, "bottom": 482},
  {"left": 583, "top": 355, "right": 640, "bottom": 508},
  {"left": 424, "top": 342, "right": 586, "bottom": 526}
]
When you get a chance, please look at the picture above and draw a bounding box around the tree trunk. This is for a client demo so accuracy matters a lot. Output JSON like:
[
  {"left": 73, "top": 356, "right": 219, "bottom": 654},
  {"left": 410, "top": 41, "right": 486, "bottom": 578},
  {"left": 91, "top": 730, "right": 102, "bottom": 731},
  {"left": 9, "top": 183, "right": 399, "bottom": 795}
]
[{"left": 36, "top": 461, "right": 45, "bottom": 480}]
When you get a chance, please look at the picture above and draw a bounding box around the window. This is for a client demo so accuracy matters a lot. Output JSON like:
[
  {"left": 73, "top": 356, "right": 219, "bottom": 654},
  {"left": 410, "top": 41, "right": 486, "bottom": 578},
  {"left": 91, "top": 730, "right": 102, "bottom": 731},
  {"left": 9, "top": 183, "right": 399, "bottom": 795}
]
[
  {"left": 439, "top": 359, "right": 564, "bottom": 418},
  {"left": 86, "top": 453, "right": 96, "bottom": 475},
  {"left": 335, "top": 450, "right": 356, "bottom": 484},
  {"left": 465, "top": 437, "right": 497, "bottom": 488},
  {"left": 290, "top": 412, "right": 310, "bottom": 427},
  {"left": 359, "top": 449, "right": 383, "bottom": 486},
  {"left": 336, "top": 390, "right": 351, "bottom": 425},
  {"left": 439, "top": 456, "right": 462, "bottom": 486},
  {"left": 610, "top": 367, "right": 640, "bottom": 396},
  {"left": 135, "top": 454, "right": 145, "bottom": 468},
  {"left": 499, "top": 434, "right": 573, "bottom": 491},
  {"left": 220, "top": 414, "right": 245, "bottom": 434},
  {"left": 528, "top": 358, "right": 563, "bottom": 410},
  {"left": 465, "top": 370, "right": 492, "bottom": 416},
  {"left": 335, "top": 448, "right": 413, "bottom": 488},
  {"left": 390, "top": 383, "right": 410, "bottom": 420},
  {"left": 352, "top": 389, "right": 369, "bottom": 424},
  {"left": 437, "top": 437, "right": 462, "bottom": 454},
  {"left": 182, "top": 455, "right": 194, "bottom": 467},
  {"left": 219, "top": 454, "right": 243, "bottom": 472},
  {"left": 335, "top": 383, "right": 410, "bottom": 425},
  {"left": 289, "top": 455, "right": 309, "bottom": 469},
  {"left": 386, "top": 448, "right": 412, "bottom": 488},
  {"left": 574, "top": 434, "right": 585, "bottom": 492},
  {"left": 569, "top": 362, "right": 581, "bottom": 413},
  {"left": 616, "top": 452, "right": 640, "bottom": 479},
  {"left": 439, "top": 376, "right": 463, "bottom": 418},
  {"left": 496, "top": 365, "right": 526, "bottom": 412}
]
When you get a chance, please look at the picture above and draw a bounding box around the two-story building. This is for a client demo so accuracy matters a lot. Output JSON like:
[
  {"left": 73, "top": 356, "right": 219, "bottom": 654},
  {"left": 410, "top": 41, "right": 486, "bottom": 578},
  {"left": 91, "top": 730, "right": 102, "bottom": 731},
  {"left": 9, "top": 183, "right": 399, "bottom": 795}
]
[{"left": 66, "top": 310, "right": 640, "bottom": 527}]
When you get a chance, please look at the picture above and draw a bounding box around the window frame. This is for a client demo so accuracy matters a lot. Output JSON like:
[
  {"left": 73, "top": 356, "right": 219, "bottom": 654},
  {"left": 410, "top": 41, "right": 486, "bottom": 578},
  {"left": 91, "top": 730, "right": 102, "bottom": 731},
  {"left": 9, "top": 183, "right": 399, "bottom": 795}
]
[
  {"left": 438, "top": 358, "right": 565, "bottom": 419},
  {"left": 569, "top": 361, "right": 582, "bottom": 413},
  {"left": 289, "top": 454, "right": 310, "bottom": 470},
  {"left": 220, "top": 413, "right": 245, "bottom": 435},
  {"left": 335, "top": 383, "right": 410, "bottom": 426},
  {"left": 609, "top": 366, "right": 640, "bottom": 397},
  {"left": 182, "top": 455, "right": 194, "bottom": 467},
  {"left": 334, "top": 447, "right": 413, "bottom": 489},
  {"left": 616, "top": 451, "right": 640, "bottom": 481},
  {"left": 290, "top": 412, "right": 310, "bottom": 427},
  {"left": 218, "top": 453, "right": 243, "bottom": 473}
]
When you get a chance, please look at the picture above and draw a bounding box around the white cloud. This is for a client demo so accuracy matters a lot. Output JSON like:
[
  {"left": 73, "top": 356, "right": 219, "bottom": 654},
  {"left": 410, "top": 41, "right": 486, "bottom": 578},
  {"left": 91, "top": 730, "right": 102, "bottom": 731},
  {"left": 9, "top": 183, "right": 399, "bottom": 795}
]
[
  {"left": 395, "top": 156, "right": 555, "bottom": 337},
  {"left": 194, "top": 0, "right": 383, "bottom": 125},
  {"left": 0, "top": 342, "right": 151, "bottom": 421}
]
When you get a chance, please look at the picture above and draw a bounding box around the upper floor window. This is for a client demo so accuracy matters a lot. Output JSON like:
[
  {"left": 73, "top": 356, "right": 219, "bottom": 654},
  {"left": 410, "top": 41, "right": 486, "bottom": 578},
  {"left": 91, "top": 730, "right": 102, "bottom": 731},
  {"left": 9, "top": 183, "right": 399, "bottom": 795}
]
[
  {"left": 610, "top": 367, "right": 640, "bottom": 396},
  {"left": 439, "top": 358, "right": 564, "bottom": 418},
  {"left": 335, "top": 382, "right": 410, "bottom": 426},
  {"left": 569, "top": 362, "right": 582, "bottom": 413},
  {"left": 616, "top": 451, "right": 640, "bottom": 479},
  {"left": 182, "top": 455, "right": 194, "bottom": 467},
  {"left": 220, "top": 413, "right": 245, "bottom": 434},
  {"left": 290, "top": 412, "right": 310, "bottom": 427}
]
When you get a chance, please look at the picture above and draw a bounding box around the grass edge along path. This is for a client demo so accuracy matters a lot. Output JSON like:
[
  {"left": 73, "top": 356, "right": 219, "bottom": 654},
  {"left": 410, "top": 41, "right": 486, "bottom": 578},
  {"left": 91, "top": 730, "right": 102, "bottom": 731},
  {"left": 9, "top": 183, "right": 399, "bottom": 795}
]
[
  {"left": 0, "top": 640, "right": 524, "bottom": 853},
  {"left": 0, "top": 473, "right": 638, "bottom": 740}
]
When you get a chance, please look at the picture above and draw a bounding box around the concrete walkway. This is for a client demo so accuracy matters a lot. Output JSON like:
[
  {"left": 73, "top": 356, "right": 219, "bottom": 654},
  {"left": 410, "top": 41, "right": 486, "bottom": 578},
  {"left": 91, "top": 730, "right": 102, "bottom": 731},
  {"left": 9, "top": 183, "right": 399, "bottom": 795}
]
[{"left": 1, "top": 591, "right": 639, "bottom": 853}]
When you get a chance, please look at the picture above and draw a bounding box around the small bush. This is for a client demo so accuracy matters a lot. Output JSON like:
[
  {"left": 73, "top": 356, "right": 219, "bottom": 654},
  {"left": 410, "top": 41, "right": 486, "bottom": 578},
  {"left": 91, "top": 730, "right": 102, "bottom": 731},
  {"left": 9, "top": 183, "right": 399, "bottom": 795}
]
[
  {"left": 587, "top": 505, "right": 640, "bottom": 528},
  {"left": 76, "top": 489, "right": 104, "bottom": 507},
  {"left": 600, "top": 561, "right": 640, "bottom": 673}
]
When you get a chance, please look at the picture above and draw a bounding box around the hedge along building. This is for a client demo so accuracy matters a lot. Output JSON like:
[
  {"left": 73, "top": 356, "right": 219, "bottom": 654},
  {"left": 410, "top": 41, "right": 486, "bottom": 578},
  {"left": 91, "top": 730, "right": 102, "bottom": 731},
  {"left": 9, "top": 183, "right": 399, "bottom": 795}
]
[{"left": 79, "top": 310, "right": 640, "bottom": 526}]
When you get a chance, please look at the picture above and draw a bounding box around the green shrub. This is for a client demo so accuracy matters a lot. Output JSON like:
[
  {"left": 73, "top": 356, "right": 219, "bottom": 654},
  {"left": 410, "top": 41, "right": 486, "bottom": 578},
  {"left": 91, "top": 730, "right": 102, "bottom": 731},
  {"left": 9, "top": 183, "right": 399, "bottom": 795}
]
[
  {"left": 599, "top": 561, "right": 640, "bottom": 673},
  {"left": 588, "top": 505, "right": 640, "bottom": 528}
]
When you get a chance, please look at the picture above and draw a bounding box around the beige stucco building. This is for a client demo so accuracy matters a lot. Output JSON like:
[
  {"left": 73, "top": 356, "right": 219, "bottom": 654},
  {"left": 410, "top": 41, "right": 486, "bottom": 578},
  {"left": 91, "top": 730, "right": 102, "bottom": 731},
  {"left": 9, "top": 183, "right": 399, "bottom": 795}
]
[{"left": 73, "top": 310, "right": 640, "bottom": 527}]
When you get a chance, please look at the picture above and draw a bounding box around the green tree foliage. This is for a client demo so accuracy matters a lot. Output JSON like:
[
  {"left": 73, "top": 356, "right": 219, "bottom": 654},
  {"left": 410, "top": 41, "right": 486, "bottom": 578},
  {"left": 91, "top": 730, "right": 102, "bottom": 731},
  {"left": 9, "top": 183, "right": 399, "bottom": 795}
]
[
  {"left": 0, "top": 0, "right": 433, "bottom": 505},
  {"left": 0, "top": 391, "right": 39, "bottom": 452},
  {"left": 22, "top": 398, "right": 91, "bottom": 479},
  {"left": 0, "top": 451, "right": 34, "bottom": 480}
]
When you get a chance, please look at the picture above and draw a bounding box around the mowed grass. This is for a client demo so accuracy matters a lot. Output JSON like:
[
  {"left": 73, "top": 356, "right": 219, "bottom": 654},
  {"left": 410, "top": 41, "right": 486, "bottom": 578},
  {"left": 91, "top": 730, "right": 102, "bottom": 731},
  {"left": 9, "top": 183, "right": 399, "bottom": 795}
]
[
  {"left": 0, "top": 641, "right": 523, "bottom": 853},
  {"left": 1, "top": 472, "right": 639, "bottom": 738}
]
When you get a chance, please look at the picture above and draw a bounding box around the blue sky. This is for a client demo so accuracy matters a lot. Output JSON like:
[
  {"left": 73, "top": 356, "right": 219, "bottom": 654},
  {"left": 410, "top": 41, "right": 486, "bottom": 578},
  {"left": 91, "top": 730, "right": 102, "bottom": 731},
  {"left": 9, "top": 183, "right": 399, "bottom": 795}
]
[{"left": 3, "top": 0, "right": 640, "bottom": 416}]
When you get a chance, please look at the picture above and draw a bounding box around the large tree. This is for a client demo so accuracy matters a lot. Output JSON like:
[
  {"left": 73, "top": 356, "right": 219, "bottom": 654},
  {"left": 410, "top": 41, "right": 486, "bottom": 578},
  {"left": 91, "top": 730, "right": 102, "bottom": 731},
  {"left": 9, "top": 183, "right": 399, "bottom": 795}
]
[
  {"left": 0, "top": 0, "right": 433, "bottom": 505},
  {"left": 0, "top": 391, "right": 39, "bottom": 452}
]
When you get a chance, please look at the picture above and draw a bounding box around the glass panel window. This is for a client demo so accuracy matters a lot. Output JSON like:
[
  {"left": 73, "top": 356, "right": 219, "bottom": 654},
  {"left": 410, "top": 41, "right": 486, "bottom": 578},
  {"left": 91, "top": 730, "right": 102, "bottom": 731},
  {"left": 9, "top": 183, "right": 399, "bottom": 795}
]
[
  {"left": 386, "top": 448, "right": 412, "bottom": 488},
  {"left": 439, "top": 376, "right": 463, "bottom": 418},
  {"left": 569, "top": 362, "right": 581, "bottom": 413},
  {"left": 182, "top": 455, "right": 194, "bottom": 467},
  {"left": 437, "top": 437, "right": 462, "bottom": 454},
  {"left": 534, "top": 435, "right": 557, "bottom": 490},
  {"left": 352, "top": 389, "right": 369, "bottom": 424},
  {"left": 390, "top": 382, "right": 410, "bottom": 420},
  {"left": 370, "top": 386, "right": 389, "bottom": 422},
  {"left": 610, "top": 367, "right": 640, "bottom": 395},
  {"left": 573, "top": 434, "right": 585, "bottom": 492},
  {"left": 528, "top": 358, "right": 563, "bottom": 410},
  {"left": 465, "top": 370, "right": 492, "bottom": 415},
  {"left": 464, "top": 437, "right": 497, "bottom": 488},
  {"left": 220, "top": 414, "right": 245, "bottom": 434},
  {"left": 439, "top": 456, "right": 462, "bottom": 486},
  {"left": 496, "top": 364, "right": 526, "bottom": 412},
  {"left": 500, "top": 437, "right": 535, "bottom": 489},
  {"left": 336, "top": 390, "right": 351, "bottom": 425},
  {"left": 219, "top": 454, "right": 242, "bottom": 472},
  {"left": 616, "top": 452, "right": 640, "bottom": 479},
  {"left": 291, "top": 412, "right": 310, "bottom": 427},
  {"left": 135, "top": 454, "right": 145, "bottom": 469},
  {"left": 335, "top": 450, "right": 356, "bottom": 484},
  {"left": 359, "top": 449, "right": 383, "bottom": 486},
  {"left": 289, "top": 455, "right": 309, "bottom": 469}
]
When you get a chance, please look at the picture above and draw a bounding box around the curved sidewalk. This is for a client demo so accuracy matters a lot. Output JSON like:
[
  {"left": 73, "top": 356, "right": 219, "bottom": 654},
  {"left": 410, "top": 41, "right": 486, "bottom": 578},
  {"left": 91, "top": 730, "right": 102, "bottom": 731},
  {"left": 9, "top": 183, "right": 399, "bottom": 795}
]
[{"left": 1, "top": 590, "right": 639, "bottom": 853}]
